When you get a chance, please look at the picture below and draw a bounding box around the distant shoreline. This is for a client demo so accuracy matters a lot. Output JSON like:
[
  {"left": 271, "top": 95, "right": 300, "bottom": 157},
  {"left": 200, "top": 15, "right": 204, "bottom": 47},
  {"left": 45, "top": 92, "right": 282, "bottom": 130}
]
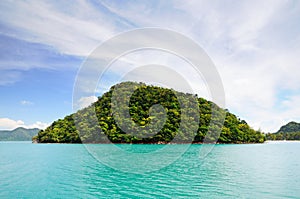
[
  {"left": 265, "top": 140, "right": 300, "bottom": 143},
  {"left": 1, "top": 140, "right": 299, "bottom": 144},
  {"left": 31, "top": 141, "right": 265, "bottom": 145}
]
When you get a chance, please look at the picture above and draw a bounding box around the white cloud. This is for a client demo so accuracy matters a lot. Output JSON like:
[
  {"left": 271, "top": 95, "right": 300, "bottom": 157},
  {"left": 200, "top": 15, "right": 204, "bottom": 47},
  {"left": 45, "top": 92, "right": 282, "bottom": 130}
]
[
  {"left": 0, "top": 0, "right": 131, "bottom": 56},
  {"left": 24, "top": 121, "right": 49, "bottom": 130},
  {"left": 0, "top": 118, "right": 24, "bottom": 130},
  {"left": 20, "top": 100, "right": 33, "bottom": 105},
  {"left": 0, "top": 118, "right": 48, "bottom": 130},
  {"left": 100, "top": 49, "right": 211, "bottom": 98},
  {"left": 75, "top": 96, "right": 98, "bottom": 110}
]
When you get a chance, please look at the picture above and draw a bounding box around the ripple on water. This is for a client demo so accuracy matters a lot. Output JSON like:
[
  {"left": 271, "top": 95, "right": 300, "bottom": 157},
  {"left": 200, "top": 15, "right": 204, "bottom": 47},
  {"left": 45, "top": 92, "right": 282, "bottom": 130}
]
[{"left": 1, "top": 142, "right": 300, "bottom": 198}]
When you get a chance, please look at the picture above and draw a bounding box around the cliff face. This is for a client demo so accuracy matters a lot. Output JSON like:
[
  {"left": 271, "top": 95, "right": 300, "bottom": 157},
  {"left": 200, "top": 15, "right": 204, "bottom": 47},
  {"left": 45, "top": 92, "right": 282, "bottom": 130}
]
[{"left": 35, "top": 82, "right": 265, "bottom": 144}]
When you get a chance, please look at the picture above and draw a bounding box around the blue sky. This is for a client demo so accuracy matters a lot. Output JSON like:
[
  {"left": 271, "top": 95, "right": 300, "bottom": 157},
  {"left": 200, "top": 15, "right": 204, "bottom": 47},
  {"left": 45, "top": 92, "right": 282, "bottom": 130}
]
[{"left": 0, "top": 0, "right": 300, "bottom": 132}]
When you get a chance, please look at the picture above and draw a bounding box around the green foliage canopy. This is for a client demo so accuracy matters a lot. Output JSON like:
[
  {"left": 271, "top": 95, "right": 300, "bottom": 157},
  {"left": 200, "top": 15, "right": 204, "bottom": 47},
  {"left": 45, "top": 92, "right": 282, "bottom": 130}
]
[
  {"left": 34, "top": 82, "right": 265, "bottom": 144},
  {"left": 266, "top": 121, "right": 300, "bottom": 140}
]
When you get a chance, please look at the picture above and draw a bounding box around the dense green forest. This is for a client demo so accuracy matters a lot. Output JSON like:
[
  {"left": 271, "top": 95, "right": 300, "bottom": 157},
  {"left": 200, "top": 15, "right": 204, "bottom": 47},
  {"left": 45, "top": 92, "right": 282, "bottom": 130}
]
[
  {"left": 34, "top": 82, "right": 265, "bottom": 144},
  {"left": 266, "top": 121, "right": 300, "bottom": 140},
  {"left": 0, "top": 127, "right": 40, "bottom": 141}
]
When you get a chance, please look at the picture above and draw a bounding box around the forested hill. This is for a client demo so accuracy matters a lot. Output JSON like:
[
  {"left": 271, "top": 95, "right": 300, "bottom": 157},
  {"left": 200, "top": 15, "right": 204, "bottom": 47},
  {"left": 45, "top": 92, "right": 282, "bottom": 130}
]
[
  {"left": 266, "top": 121, "right": 300, "bottom": 140},
  {"left": 276, "top": 121, "right": 300, "bottom": 133},
  {"left": 34, "top": 82, "right": 265, "bottom": 144},
  {"left": 0, "top": 127, "right": 40, "bottom": 141}
]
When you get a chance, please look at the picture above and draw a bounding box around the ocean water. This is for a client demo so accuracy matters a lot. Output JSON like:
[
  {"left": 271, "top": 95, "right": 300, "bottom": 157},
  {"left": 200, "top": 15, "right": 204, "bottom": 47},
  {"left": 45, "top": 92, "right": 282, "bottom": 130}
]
[{"left": 0, "top": 141, "right": 299, "bottom": 198}]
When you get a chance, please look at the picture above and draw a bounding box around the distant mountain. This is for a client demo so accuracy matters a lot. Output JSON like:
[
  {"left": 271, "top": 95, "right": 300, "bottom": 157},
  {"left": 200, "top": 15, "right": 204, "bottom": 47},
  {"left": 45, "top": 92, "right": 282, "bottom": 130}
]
[
  {"left": 266, "top": 121, "right": 300, "bottom": 140},
  {"left": 276, "top": 121, "right": 300, "bottom": 134},
  {"left": 0, "top": 127, "right": 40, "bottom": 141}
]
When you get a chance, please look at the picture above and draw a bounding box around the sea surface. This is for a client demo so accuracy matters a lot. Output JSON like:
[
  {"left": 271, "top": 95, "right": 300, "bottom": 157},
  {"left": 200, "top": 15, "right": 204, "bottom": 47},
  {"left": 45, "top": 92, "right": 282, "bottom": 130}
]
[{"left": 0, "top": 141, "right": 299, "bottom": 198}]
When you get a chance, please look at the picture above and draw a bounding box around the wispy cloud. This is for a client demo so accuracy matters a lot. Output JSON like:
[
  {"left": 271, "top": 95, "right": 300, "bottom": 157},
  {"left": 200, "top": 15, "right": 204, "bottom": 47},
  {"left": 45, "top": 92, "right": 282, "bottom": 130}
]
[
  {"left": 0, "top": 0, "right": 132, "bottom": 56},
  {"left": 0, "top": 0, "right": 131, "bottom": 85},
  {"left": 0, "top": 70, "right": 22, "bottom": 86}
]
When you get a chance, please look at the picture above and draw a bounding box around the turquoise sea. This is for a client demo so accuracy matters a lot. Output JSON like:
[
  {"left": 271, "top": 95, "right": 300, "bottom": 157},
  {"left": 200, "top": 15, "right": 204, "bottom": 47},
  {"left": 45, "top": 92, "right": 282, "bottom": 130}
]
[{"left": 0, "top": 141, "right": 299, "bottom": 198}]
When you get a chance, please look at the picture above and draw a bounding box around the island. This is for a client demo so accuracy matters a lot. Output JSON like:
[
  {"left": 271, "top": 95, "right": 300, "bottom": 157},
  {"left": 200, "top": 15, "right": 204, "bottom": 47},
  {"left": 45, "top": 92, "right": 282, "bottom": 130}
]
[
  {"left": 33, "top": 82, "right": 265, "bottom": 144},
  {"left": 0, "top": 127, "right": 40, "bottom": 141},
  {"left": 266, "top": 121, "right": 300, "bottom": 140}
]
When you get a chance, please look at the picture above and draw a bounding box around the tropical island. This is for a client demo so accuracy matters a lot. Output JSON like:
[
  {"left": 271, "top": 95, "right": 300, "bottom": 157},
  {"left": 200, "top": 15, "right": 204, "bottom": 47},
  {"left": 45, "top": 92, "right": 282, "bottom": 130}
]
[
  {"left": 33, "top": 82, "right": 265, "bottom": 144},
  {"left": 266, "top": 121, "right": 300, "bottom": 140}
]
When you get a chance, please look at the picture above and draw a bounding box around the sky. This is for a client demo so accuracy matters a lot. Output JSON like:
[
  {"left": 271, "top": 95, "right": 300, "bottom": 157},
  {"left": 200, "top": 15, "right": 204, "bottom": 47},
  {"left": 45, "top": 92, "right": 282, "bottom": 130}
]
[{"left": 0, "top": 0, "right": 300, "bottom": 133}]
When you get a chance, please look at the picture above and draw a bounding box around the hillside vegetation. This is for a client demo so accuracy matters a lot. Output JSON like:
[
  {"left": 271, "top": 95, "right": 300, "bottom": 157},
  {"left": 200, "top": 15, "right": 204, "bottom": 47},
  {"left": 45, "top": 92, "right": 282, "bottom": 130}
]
[
  {"left": 266, "top": 121, "right": 300, "bottom": 140},
  {"left": 0, "top": 127, "right": 40, "bottom": 141},
  {"left": 34, "top": 82, "right": 265, "bottom": 144}
]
